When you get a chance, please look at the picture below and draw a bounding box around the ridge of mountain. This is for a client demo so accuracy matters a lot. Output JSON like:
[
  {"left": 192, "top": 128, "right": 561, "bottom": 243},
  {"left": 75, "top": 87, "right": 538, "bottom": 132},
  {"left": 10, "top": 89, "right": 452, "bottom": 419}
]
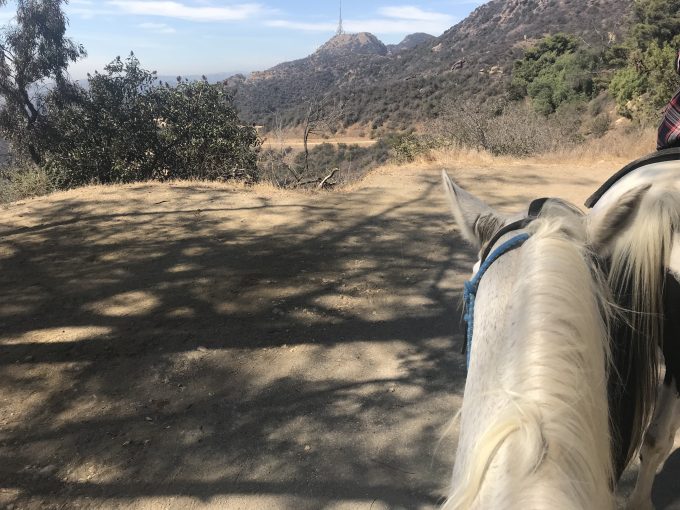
[
  {"left": 232, "top": 0, "right": 631, "bottom": 130},
  {"left": 386, "top": 33, "right": 436, "bottom": 55}
]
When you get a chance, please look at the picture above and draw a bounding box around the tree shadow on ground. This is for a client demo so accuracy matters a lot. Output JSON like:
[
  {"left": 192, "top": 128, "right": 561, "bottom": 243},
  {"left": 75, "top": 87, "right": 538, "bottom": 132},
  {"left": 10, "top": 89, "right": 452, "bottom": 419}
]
[{"left": 1, "top": 166, "right": 665, "bottom": 509}]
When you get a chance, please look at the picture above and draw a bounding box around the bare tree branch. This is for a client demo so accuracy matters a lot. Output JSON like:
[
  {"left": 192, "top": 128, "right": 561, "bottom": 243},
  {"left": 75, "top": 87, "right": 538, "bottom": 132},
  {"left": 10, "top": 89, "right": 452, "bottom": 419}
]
[{"left": 301, "top": 93, "right": 344, "bottom": 173}]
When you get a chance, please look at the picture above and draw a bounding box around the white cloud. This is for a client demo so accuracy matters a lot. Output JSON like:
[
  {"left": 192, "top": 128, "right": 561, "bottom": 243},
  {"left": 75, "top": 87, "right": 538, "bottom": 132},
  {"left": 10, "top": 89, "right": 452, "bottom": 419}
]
[
  {"left": 378, "top": 6, "right": 444, "bottom": 22},
  {"left": 65, "top": 1, "right": 116, "bottom": 20},
  {"left": 345, "top": 17, "right": 455, "bottom": 34},
  {"left": 108, "top": 1, "right": 265, "bottom": 22},
  {"left": 266, "top": 4, "right": 456, "bottom": 36},
  {"left": 138, "top": 21, "right": 176, "bottom": 33}
]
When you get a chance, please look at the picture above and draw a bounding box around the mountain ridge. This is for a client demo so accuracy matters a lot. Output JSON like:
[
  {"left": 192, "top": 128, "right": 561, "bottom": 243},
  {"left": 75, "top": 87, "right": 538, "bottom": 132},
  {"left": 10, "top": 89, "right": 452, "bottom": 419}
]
[{"left": 232, "top": 0, "right": 631, "bottom": 131}]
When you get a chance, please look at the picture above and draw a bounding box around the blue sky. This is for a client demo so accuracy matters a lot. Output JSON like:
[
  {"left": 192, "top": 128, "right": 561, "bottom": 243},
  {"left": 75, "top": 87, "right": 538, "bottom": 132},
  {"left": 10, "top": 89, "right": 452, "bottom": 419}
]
[{"left": 1, "top": 1, "right": 487, "bottom": 78}]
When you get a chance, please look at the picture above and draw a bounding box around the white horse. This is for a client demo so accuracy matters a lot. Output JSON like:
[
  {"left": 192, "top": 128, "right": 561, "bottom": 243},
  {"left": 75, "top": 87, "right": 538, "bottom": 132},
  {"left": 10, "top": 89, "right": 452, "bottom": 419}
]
[
  {"left": 441, "top": 171, "right": 649, "bottom": 509},
  {"left": 585, "top": 156, "right": 680, "bottom": 510}
]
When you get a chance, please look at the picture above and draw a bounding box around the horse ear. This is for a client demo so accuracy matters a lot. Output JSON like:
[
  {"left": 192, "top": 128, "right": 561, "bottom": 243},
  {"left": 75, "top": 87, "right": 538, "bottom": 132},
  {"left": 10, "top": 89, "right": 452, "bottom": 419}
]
[
  {"left": 442, "top": 170, "right": 505, "bottom": 249},
  {"left": 587, "top": 184, "right": 651, "bottom": 252}
]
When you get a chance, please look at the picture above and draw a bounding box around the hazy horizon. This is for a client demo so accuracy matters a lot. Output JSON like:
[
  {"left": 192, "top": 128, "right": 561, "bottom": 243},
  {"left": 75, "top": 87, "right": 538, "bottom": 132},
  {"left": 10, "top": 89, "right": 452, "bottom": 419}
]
[{"left": 0, "top": 0, "right": 487, "bottom": 80}]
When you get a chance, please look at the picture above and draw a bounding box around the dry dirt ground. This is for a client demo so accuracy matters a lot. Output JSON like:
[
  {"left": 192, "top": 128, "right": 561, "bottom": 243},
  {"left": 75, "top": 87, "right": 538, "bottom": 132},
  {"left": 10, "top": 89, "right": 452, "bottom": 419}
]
[
  {"left": 0, "top": 160, "right": 679, "bottom": 509},
  {"left": 261, "top": 137, "right": 376, "bottom": 152}
]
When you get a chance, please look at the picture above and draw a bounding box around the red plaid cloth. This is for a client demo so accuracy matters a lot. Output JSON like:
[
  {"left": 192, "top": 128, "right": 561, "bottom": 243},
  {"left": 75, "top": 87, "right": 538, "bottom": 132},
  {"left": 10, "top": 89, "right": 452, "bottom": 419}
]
[
  {"left": 657, "top": 89, "right": 680, "bottom": 150},
  {"left": 657, "top": 50, "right": 680, "bottom": 150}
]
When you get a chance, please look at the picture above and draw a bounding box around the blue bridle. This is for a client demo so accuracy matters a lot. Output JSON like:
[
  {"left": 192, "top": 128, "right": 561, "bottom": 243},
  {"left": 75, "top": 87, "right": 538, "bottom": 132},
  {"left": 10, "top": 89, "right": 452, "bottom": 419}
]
[{"left": 463, "top": 231, "right": 531, "bottom": 369}]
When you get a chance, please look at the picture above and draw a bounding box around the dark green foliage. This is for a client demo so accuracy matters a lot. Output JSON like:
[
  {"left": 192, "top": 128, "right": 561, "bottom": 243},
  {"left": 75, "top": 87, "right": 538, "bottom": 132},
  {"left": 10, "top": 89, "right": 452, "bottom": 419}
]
[
  {"left": 608, "top": 0, "right": 680, "bottom": 119},
  {"left": 0, "top": 0, "right": 86, "bottom": 164},
  {"left": 510, "top": 34, "right": 600, "bottom": 115},
  {"left": 0, "top": 3, "right": 260, "bottom": 190},
  {"left": 0, "top": 163, "right": 53, "bottom": 203},
  {"left": 390, "top": 133, "right": 434, "bottom": 163},
  {"left": 629, "top": 0, "right": 680, "bottom": 51},
  {"left": 38, "top": 54, "right": 261, "bottom": 188}
]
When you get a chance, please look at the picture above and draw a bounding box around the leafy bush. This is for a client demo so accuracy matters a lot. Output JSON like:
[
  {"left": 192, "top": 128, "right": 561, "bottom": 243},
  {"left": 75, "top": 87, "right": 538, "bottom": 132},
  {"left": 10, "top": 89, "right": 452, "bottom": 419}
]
[
  {"left": 608, "top": 0, "right": 680, "bottom": 120},
  {"left": 390, "top": 134, "right": 434, "bottom": 163},
  {"left": 0, "top": 164, "right": 54, "bottom": 204},
  {"left": 38, "top": 55, "right": 261, "bottom": 188},
  {"left": 589, "top": 113, "right": 612, "bottom": 138},
  {"left": 511, "top": 34, "right": 600, "bottom": 115}
]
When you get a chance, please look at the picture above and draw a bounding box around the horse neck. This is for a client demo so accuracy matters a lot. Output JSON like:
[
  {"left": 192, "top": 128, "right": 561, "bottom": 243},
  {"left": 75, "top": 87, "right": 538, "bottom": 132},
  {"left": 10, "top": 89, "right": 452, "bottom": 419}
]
[{"left": 448, "top": 223, "right": 614, "bottom": 510}]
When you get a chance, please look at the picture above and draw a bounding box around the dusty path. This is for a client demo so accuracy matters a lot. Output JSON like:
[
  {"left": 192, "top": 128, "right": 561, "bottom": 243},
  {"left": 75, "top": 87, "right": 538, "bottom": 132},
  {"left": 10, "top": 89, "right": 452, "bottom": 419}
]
[{"left": 0, "top": 161, "right": 678, "bottom": 509}]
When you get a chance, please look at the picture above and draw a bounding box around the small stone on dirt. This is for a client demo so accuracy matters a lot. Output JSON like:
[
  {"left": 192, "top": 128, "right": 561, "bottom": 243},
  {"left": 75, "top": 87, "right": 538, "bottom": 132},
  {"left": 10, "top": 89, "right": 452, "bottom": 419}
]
[{"left": 39, "top": 464, "right": 57, "bottom": 475}]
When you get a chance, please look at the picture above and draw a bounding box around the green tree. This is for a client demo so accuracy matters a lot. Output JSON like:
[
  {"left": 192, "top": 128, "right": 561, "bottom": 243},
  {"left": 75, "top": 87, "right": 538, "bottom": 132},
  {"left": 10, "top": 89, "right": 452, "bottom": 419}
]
[
  {"left": 41, "top": 54, "right": 261, "bottom": 187},
  {"left": 152, "top": 76, "right": 261, "bottom": 182},
  {"left": 510, "top": 34, "right": 599, "bottom": 115},
  {"left": 0, "top": 0, "right": 85, "bottom": 163},
  {"left": 608, "top": 0, "right": 680, "bottom": 119},
  {"left": 629, "top": 0, "right": 680, "bottom": 51}
]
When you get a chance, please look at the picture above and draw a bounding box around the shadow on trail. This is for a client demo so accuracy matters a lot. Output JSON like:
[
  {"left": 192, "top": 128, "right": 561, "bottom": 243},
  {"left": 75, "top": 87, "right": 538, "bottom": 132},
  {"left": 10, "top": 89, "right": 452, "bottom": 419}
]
[{"left": 0, "top": 171, "right": 473, "bottom": 509}]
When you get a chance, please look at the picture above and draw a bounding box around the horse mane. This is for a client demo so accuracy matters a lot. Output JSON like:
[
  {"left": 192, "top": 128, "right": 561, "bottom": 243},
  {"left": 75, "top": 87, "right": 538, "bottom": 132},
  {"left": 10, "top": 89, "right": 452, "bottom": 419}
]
[
  {"left": 445, "top": 215, "right": 614, "bottom": 509},
  {"left": 605, "top": 186, "right": 680, "bottom": 467}
]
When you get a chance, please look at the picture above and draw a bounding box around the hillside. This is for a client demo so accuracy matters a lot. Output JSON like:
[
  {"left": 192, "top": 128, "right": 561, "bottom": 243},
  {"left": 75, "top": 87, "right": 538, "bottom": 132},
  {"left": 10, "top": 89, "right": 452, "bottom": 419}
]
[
  {"left": 232, "top": 0, "right": 631, "bottom": 131},
  {"left": 228, "top": 32, "right": 394, "bottom": 127},
  {"left": 387, "top": 33, "right": 436, "bottom": 54}
]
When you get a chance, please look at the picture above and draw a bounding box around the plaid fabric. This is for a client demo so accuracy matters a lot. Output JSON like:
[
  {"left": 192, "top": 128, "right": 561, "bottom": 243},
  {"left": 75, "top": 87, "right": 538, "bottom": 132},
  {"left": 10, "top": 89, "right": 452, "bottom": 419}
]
[{"left": 658, "top": 89, "right": 680, "bottom": 150}]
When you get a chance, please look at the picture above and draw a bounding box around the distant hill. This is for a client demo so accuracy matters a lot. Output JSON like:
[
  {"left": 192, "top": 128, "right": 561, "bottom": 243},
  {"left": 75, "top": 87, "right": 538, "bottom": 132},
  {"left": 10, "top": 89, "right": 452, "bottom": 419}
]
[
  {"left": 157, "top": 71, "right": 244, "bottom": 84},
  {"left": 387, "top": 33, "right": 436, "bottom": 55},
  {"left": 76, "top": 71, "right": 244, "bottom": 90},
  {"left": 232, "top": 0, "right": 631, "bottom": 131},
  {"left": 318, "top": 33, "right": 388, "bottom": 58}
]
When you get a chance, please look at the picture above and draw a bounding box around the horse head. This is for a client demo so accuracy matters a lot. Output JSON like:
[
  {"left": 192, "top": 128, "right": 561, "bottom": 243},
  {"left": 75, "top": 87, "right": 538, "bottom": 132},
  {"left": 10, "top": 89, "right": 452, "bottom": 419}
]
[{"left": 440, "top": 171, "right": 648, "bottom": 510}]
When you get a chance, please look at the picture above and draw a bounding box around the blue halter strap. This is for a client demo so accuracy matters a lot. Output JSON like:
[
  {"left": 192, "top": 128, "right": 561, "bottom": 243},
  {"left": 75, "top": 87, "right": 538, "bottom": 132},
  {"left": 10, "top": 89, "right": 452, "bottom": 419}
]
[{"left": 463, "top": 232, "right": 531, "bottom": 369}]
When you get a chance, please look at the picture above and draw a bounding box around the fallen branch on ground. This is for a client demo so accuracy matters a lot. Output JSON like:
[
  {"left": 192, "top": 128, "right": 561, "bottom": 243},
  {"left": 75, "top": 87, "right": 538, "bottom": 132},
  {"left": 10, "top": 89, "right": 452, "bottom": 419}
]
[{"left": 295, "top": 168, "right": 339, "bottom": 189}]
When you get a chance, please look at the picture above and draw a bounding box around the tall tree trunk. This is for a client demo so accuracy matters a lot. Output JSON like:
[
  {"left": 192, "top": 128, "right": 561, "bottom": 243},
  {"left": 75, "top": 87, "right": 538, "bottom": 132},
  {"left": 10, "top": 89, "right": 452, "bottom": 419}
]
[{"left": 27, "top": 141, "right": 42, "bottom": 165}]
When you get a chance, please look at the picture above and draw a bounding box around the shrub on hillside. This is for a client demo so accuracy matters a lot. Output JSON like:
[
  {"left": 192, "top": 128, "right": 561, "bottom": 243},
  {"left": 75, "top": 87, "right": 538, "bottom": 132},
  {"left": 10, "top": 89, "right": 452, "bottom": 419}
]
[
  {"left": 0, "top": 164, "right": 54, "bottom": 204},
  {"left": 608, "top": 0, "right": 680, "bottom": 120},
  {"left": 259, "top": 139, "right": 391, "bottom": 188},
  {"left": 510, "top": 34, "right": 600, "bottom": 115},
  {"left": 391, "top": 134, "right": 434, "bottom": 163},
  {"left": 36, "top": 54, "right": 261, "bottom": 188},
  {"left": 431, "top": 99, "right": 580, "bottom": 156}
]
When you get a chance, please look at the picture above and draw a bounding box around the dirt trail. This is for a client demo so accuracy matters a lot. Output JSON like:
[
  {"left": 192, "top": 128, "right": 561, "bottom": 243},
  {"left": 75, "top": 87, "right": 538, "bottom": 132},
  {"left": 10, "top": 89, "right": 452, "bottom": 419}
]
[{"left": 0, "top": 161, "right": 677, "bottom": 509}]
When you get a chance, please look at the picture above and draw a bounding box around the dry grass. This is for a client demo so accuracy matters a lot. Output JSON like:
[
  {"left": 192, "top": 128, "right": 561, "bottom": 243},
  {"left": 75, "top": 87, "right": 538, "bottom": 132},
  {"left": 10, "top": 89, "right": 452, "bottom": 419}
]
[
  {"left": 0, "top": 126, "right": 659, "bottom": 206},
  {"left": 379, "top": 126, "right": 658, "bottom": 175},
  {"left": 533, "top": 127, "right": 657, "bottom": 165},
  {"left": 261, "top": 135, "right": 377, "bottom": 152}
]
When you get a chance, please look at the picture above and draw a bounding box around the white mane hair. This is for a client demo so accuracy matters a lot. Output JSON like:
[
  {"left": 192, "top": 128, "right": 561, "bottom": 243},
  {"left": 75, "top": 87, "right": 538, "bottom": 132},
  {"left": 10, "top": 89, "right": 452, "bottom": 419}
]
[
  {"left": 590, "top": 165, "right": 680, "bottom": 463},
  {"left": 445, "top": 213, "right": 615, "bottom": 510}
]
